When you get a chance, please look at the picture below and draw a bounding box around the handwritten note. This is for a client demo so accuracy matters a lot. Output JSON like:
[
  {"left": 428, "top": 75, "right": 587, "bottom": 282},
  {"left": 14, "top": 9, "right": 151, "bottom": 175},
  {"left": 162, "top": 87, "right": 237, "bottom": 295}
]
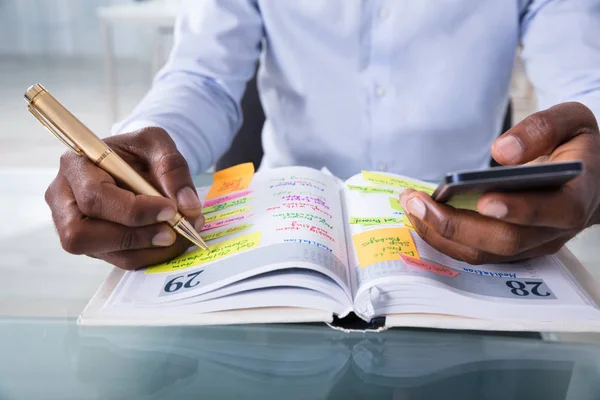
[
  {"left": 272, "top": 212, "right": 333, "bottom": 229},
  {"left": 206, "top": 162, "right": 255, "bottom": 200},
  {"left": 201, "top": 224, "right": 251, "bottom": 242},
  {"left": 276, "top": 221, "right": 336, "bottom": 242},
  {"left": 203, "top": 190, "right": 253, "bottom": 208},
  {"left": 389, "top": 197, "right": 404, "bottom": 212},
  {"left": 283, "top": 238, "right": 333, "bottom": 253},
  {"left": 362, "top": 171, "right": 436, "bottom": 194},
  {"left": 352, "top": 228, "right": 419, "bottom": 268},
  {"left": 204, "top": 207, "right": 250, "bottom": 223},
  {"left": 349, "top": 217, "right": 404, "bottom": 225},
  {"left": 146, "top": 231, "right": 262, "bottom": 274},
  {"left": 266, "top": 202, "right": 332, "bottom": 218},
  {"left": 400, "top": 255, "right": 459, "bottom": 277},
  {"left": 201, "top": 214, "right": 253, "bottom": 231},
  {"left": 447, "top": 192, "right": 480, "bottom": 211},
  {"left": 347, "top": 185, "right": 398, "bottom": 195},
  {"left": 203, "top": 197, "right": 252, "bottom": 214}
]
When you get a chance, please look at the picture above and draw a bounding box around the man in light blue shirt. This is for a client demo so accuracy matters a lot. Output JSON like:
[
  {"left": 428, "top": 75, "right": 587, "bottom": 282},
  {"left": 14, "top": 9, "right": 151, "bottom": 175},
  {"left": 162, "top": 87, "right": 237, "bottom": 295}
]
[{"left": 45, "top": 0, "right": 600, "bottom": 269}]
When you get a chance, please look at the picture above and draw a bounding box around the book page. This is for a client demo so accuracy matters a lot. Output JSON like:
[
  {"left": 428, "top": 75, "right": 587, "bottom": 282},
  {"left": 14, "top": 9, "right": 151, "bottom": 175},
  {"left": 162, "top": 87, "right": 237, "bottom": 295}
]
[
  {"left": 343, "top": 171, "right": 600, "bottom": 323},
  {"left": 104, "top": 166, "right": 353, "bottom": 315}
]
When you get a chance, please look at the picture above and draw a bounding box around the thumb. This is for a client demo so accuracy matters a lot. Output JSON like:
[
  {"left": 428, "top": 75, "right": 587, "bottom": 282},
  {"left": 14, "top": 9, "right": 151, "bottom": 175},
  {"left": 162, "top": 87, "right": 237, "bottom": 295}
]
[
  {"left": 491, "top": 102, "right": 599, "bottom": 165},
  {"left": 121, "top": 128, "right": 204, "bottom": 228}
]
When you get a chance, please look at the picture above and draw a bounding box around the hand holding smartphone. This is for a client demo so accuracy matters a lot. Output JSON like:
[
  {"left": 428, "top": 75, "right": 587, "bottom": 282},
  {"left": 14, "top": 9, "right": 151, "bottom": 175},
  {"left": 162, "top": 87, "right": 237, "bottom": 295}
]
[{"left": 432, "top": 161, "right": 584, "bottom": 204}]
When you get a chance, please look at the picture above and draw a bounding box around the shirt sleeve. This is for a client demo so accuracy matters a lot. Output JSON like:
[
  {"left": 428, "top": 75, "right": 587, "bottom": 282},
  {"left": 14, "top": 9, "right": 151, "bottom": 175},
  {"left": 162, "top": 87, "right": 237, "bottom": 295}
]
[
  {"left": 520, "top": 0, "right": 600, "bottom": 122},
  {"left": 112, "top": 0, "right": 264, "bottom": 175}
]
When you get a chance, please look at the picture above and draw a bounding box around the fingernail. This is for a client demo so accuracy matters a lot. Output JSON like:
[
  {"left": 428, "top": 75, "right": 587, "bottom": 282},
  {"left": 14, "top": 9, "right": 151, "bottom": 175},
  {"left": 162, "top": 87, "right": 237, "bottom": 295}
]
[
  {"left": 152, "top": 229, "right": 176, "bottom": 247},
  {"left": 177, "top": 187, "right": 202, "bottom": 210},
  {"left": 406, "top": 197, "right": 427, "bottom": 220},
  {"left": 157, "top": 207, "right": 176, "bottom": 222},
  {"left": 480, "top": 201, "right": 508, "bottom": 218},
  {"left": 495, "top": 136, "right": 523, "bottom": 162},
  {"left": 194, "top": 216, "right": 205, "bottom": 232}
]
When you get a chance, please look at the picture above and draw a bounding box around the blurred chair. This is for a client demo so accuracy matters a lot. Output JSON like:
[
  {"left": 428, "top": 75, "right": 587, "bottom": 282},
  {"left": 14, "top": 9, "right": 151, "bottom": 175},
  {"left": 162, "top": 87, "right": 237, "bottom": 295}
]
[{"left": 216, "top": 73, "right": 265, "bottom": 171}]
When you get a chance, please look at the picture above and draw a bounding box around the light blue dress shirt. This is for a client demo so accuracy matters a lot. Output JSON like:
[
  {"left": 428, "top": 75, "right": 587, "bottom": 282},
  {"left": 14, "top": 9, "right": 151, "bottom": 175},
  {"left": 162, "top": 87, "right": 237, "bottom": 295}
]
[{"left": 115, "top": 0, "right": 600, "bottom": 181}]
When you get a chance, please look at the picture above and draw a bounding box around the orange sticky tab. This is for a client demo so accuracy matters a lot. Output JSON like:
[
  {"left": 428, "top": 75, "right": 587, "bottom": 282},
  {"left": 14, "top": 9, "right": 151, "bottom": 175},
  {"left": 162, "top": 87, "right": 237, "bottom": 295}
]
[
  {"left": 206, "top": 162, "right": 255, "bottom": 199},
  {"left": 400, "top": 255, "right": 459, "bottom": 277},
  {"left": 352, "top": 227, "right": 419, "bottom": 268}
]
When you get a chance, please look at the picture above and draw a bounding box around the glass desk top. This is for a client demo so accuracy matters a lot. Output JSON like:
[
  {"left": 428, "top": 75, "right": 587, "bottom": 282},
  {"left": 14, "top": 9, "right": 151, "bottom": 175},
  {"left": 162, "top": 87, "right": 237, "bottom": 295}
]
[{"left": 2, "top": 169, "right": 600, "bottom": 399}]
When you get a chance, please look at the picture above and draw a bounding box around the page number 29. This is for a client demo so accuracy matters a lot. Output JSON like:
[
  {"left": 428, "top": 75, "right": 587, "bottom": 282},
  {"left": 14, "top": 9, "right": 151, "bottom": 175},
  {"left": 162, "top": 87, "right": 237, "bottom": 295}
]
[
  {"left": 506, "top": 280, "right": 551, "bottom": 297},
  {"left": 164, "top": 271, "right": 204, "bottom": 293}
]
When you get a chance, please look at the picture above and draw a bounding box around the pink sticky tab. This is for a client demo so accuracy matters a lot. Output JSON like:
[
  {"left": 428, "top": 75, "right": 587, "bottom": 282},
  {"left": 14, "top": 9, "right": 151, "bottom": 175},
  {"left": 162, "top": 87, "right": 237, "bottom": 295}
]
[
  {"left": 203, "top": 190, "right": 254, "bottom": 208},
  {"left": 400, "top": 255, "right": 459, "bottom": 278},
  {"left": 201, "top": 214, "right": 253, "bottom": 232}
]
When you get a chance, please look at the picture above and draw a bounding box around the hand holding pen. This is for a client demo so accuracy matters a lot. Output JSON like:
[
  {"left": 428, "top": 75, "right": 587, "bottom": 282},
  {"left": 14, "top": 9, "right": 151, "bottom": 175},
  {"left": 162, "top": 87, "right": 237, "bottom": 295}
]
[{"left": 26, "top": 84, "right": 208, "bottom": 270}]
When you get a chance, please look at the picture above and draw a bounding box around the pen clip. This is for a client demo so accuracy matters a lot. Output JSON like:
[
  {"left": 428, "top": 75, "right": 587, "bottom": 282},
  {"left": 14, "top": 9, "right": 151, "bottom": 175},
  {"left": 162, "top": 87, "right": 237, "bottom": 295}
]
[{"left": 28, "top": 105, "right": 83, "bottom": 156}]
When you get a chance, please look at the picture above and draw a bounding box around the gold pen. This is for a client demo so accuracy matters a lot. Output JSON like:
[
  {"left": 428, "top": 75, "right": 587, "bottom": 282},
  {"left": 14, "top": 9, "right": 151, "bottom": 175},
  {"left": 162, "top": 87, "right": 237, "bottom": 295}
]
[{"left": 24, "top": 83, "right": 209, "bottom": 251}]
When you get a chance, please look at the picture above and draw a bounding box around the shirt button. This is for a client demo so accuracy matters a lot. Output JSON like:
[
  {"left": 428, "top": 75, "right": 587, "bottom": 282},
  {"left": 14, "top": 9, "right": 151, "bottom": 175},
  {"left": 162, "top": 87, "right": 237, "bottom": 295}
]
[
  {"left": 378, "top": 163, "right": 387, "bottom": 172},
  {"left": 375, "top": 86, "right": 386, "bottom": 97},
  {"left": 379, "top": 7, "right": 390, "bottom": 21}
]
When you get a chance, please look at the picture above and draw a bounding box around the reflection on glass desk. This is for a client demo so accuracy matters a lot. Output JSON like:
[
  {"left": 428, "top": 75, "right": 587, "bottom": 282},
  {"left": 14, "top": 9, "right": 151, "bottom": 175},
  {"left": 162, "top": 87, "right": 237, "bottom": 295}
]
[
  {"left": 2, "top": 169, "right": 600, "bottom": 399},
  {"left": 1, "top": 320, "right": 600, "bottom": 399}
]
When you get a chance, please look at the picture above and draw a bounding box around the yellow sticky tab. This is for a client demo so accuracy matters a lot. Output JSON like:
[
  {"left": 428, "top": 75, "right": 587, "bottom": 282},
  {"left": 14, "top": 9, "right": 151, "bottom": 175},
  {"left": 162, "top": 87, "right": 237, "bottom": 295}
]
[
  {"left": 203, "top": 197, "right": 252, "bottom": 214},
  {"left": 446, "top": 193, "right": 480, "bottom": 211},
  {"left": 146, "top": 231, "right": 261, "bottom": 274},
  {"left": 352, "top": 228, "right": 419, "bottom": 268},
  {"left": 349, "top": 217, "right": 404, "bottom": 225},
  {"left": 206, "top": 162, "right": 255, "bottom": 200},
  {"left": 347, "top": 185, "right": 398, "bottom": 194},
  {"left": 402, "top": 214, "right": 414, "bottom": 230},
  {"left": 362, "top": 171, "right": 436, "bottom": 194},
  {"left": 204, "top": 207, "right": 250, "bottom": 223},
  {"left": 389, "top": 197, "right": 404, "bottom": 212},
  {"left": 201, "top": 223, "right": 252, "bottom": 242}
]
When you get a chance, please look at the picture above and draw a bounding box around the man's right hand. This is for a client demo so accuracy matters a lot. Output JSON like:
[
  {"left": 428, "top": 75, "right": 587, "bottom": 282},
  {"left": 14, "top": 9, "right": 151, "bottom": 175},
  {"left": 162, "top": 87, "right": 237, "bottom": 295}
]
[{"left": 45, "top": 127, "right": 205, "bottom": 270}]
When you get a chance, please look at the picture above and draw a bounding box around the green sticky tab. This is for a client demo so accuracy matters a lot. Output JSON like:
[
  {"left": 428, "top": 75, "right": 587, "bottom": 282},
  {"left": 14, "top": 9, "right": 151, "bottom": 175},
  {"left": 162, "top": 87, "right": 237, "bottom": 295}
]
[
  {"left": 347, "top": 185, "right": 398, "bottom": 194},
  {"left": 389, "top": 197, "right": 404, "bottom": 212},
  {"left": 349, "top": 216, "right": 404, "bottom": 225}
]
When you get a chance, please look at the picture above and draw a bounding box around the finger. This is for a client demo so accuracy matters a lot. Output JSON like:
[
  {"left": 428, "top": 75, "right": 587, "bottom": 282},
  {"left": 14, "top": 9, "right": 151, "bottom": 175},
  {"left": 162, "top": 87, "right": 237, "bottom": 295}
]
[
  {"left": 109, "top": 129, "right": 204, "bottom": 222},
  {"left": 61, "top": 150, "right": 178, "bottom": 227},
  {"left": 46, "top": 176, "right": 178, "bottom": 254},
  {"left": 400, "top": 190, "right": 560, "bottom": 257},
  {"left": 492, "top": 102, "right": 599, "bottom": 165},
  {"left": 477, "top": 185, "right": 594, "bottom": 230},
  {"left": 408, "top": 213, "right": 567, "bottom": 264},
  {"left": 98, "top": 236, "right": 191, "bottom": 270}
]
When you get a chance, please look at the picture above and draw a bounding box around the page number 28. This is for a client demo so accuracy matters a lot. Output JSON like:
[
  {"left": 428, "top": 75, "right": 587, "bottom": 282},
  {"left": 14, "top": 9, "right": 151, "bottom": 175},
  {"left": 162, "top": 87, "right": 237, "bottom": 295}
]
[
  {"left": 164, "top": 271, "right": 204, "bottom": 293},
  {"left": 506, "top": 280, "right": 551, "bottom": 297}
]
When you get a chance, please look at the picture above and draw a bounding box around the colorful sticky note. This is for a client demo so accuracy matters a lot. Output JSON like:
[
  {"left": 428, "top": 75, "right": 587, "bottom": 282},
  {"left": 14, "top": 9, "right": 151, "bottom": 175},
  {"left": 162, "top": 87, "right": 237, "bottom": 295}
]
[
  {"left": 146, "top": 231, "right": 261, "bottom": 274},
  {"left": 201, "top": 214, "right": 253, "bottom": 231},
  {"left": 362, "top": 171, "right": 436, "bottom": 194},
  {"left": 389, "top": 197, "right": 404, "bottom": 212},
  {"left": 446, "top": 192, "right": 480, "bottom": 211},
  {"left": 201, "top": 224, "right": 252, "bottom": 242},
  {"left": 204, "top": 207, "right": 251, "bottom": 223},
  {"left": 203, "top": 190, "right": 254, "bottom": 208},
  {"left": 347, "top": 185, "right": 398, "bottom": 195},
  {"left": 352, "top": 228, "right": 419, "bottom": 268},
  {"left": 206, "top": 163, "right": 255, "bottom": 200},
  {"left": 203, "top": 197, "right": 252, "bottom": 214},
  {"left": 400, "top": 255, "right": 459, "bottom": 277},
  {"left": 349, "top": 217, "right": 404, "bottom": 225},
  {"left": 402, "top": 214, "right": 414, "bottom": 230}
]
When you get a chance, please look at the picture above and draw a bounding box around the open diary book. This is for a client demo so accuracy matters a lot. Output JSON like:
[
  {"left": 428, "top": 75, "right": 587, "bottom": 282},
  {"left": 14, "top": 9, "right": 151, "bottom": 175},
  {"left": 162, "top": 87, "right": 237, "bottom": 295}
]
[{"left": 80, "top": 163, "right": 600, "bottom": 332}]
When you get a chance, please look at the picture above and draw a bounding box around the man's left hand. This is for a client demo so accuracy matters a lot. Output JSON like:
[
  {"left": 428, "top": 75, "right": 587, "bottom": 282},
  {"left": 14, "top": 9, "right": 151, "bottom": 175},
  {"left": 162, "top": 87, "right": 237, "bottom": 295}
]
[{"left": 399, "top": 102, "right": 600, "bottom": 264}]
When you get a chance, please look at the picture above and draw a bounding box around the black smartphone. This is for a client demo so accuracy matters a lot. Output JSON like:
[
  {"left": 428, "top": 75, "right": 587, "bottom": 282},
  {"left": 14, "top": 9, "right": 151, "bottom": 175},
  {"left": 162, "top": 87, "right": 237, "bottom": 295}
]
[{"left": 432, "top": 161, "right": 584, "bottom": 203}]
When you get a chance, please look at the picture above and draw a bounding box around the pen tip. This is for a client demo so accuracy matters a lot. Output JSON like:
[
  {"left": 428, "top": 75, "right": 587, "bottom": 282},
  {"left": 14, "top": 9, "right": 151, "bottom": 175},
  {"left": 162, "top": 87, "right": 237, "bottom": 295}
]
[{"left": 173, "top": 219, "right": 210, "bottom": 251}]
